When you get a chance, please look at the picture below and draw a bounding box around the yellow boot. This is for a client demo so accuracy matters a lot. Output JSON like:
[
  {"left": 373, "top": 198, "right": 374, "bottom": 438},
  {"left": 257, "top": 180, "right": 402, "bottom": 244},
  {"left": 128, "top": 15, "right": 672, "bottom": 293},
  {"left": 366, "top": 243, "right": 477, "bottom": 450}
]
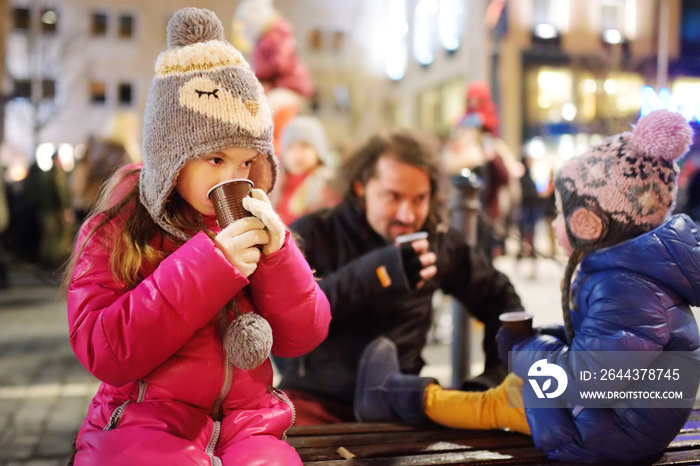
[{"left": 424, "top": 373, "right": 531, "bottom": 435}]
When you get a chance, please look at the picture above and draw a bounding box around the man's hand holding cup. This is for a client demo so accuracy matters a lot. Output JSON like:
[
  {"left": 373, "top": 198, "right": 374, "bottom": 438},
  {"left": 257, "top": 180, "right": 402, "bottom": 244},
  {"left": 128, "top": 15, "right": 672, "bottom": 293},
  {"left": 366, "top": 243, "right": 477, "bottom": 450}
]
[{"left": 396, "top": 232, "right": 437, "bottom": 289}]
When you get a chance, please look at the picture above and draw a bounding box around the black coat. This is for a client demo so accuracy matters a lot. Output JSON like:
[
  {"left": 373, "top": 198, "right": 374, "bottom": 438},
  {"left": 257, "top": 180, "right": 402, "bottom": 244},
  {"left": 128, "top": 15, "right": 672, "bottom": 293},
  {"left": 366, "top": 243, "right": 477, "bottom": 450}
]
[{"left": 274, "top": 200, "right": 522, "bottom": 404}]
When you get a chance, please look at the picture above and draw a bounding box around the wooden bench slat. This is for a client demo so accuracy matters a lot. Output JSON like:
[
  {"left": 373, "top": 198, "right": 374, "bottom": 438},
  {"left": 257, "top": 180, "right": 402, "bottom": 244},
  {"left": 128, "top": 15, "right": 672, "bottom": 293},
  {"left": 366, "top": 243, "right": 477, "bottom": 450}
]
[
  {"left": 300, "top": 446, "right": 551, "bottom": 466},
  {"left": 294, "top": 434, "right": 537, "bottom": 462},
  {"left": 288, "top": 422, "right": 419, "bottom": 436},
  {"left": 288, "top": 427, "right": 527, "bottom": 449},
  {"left": 651, "top": 447, "right": 700, "bottom": 465}
]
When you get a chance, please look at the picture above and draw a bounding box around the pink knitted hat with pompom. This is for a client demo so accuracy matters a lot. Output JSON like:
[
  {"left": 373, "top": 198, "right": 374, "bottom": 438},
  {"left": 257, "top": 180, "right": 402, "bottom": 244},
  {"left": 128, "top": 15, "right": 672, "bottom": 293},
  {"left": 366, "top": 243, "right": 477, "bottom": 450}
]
[{"left": 555, "top": 109, "right": 693, "bottom": 250}]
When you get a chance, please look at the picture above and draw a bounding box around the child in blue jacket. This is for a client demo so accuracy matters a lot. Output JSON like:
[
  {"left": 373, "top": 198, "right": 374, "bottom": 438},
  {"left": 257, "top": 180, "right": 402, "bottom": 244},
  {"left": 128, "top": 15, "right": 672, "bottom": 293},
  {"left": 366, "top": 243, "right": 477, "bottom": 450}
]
[{"left": 354, "top": 109, "right": 700, "bottom": 463}]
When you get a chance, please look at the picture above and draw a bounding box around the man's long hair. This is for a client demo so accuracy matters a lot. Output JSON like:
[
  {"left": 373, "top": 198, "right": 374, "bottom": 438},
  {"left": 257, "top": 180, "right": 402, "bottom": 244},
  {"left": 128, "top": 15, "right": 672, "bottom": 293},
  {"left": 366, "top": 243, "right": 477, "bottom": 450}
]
[{"left": 338, "top": 128, "right": 446, "bottom": 230}]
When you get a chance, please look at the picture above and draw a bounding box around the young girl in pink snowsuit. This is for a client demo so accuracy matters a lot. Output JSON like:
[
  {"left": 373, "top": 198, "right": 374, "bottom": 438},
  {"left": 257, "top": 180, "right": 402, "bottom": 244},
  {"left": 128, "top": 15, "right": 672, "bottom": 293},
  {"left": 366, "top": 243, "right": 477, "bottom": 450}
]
[{"left": 63, "top": 8, "right": 330, "bottom": 465}]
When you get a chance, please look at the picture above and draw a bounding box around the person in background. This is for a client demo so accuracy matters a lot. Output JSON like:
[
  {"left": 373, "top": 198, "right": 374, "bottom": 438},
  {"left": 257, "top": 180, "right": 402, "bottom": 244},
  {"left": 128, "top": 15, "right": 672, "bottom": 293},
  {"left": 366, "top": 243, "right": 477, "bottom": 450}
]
[
  {"left": 233, "top": 0, "right": 315, "bottom": 157},
  {"left": 444, "top": 82, "right": 521, "bottom": 259},
  {"left": 515, "top": 154, "right": 542, "bottom": 276},
  {"left": 70, "top": 136, "right": 131, "bottom": 224},
  {"left": 354, "top": 109, "right": 700, "bottom": 463},
  {"left": 0, "top": 165, "right": 8, "bottom": 288},
  {"left": 273, "top": 128, "right": 523, "bottom": 425},
  {"left": 62, "top": 9, "right": 330, "bottom": 464},
  {"left": 540, "top": 167, "right": 558, "bottom": 257},
  {"left": 273, "top": 115, "right": 340, "bottom": 225}
]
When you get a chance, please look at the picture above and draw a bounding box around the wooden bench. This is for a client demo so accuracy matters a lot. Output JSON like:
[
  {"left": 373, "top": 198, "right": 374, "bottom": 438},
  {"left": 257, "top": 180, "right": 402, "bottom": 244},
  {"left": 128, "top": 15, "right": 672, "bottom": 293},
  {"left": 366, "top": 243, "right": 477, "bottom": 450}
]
[{"left": 286, "top": 407, "right": 700, "bottom": 465}]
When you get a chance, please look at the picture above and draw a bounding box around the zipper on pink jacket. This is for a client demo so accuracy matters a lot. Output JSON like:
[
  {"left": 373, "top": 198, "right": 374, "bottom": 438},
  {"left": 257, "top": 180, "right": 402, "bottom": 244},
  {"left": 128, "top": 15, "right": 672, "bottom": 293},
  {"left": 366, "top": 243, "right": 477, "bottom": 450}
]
[
  {"left": 211, "top": 307, "right": 234, "bottom": 421},
  {"left": 203, "top": 307, "right": 234, "bottom": 464},
  {"left": 102, "top": 380, "right": 148, "bottom": 431},
  {"left": 270, "top": 387, "right": 296, "bottom": 440},
  {"left": 204, "top": 420, "right": 223, "bottom": 466}
]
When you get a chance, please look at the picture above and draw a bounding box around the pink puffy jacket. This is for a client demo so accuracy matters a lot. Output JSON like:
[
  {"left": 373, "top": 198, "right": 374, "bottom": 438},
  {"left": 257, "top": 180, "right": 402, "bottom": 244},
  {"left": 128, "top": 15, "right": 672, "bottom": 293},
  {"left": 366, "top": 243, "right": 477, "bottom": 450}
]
[{"left": 67, "top": 196, "right": 331, "bottom": 464}]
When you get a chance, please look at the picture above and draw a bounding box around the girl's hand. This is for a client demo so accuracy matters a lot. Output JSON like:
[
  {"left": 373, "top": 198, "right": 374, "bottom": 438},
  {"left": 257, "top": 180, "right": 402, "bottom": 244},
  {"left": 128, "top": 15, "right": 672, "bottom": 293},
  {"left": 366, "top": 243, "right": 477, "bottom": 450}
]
[
  {"left": 242, "top": 189, "right": 286, "bottom": 256},
  {"left": 214, "top": 217, "right": 269, "bottom": 277}
]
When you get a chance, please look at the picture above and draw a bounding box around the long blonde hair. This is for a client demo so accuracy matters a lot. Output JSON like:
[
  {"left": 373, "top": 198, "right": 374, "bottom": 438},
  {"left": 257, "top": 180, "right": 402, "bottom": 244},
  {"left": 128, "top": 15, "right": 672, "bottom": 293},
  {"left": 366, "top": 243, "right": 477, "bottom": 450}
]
[{"left": 61, "top": 166, "right": 208, "bottom": 294}]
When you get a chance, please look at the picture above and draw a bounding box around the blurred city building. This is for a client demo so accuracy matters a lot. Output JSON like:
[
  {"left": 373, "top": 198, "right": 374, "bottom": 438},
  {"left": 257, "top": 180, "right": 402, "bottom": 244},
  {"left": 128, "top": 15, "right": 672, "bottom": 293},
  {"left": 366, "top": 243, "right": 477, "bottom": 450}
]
[
  {"left": 1, "top": 0, "right": 698, "bottom": 189},
  {"left": 494, "top": 0, "right": 700, "bottom": 192}
]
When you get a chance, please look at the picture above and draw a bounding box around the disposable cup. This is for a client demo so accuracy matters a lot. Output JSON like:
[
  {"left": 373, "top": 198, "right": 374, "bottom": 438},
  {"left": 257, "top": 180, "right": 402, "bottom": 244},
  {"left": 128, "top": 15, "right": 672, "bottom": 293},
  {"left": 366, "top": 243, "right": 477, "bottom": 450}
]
[
  {"left": 395, "top": 231, "right": 429, "bottom": 245},
  {"left": 207, "top": 179, "right": 254, "bottom": 228},
  {"left": 499, "top": 311, "right": 534, "bottom": 336}
]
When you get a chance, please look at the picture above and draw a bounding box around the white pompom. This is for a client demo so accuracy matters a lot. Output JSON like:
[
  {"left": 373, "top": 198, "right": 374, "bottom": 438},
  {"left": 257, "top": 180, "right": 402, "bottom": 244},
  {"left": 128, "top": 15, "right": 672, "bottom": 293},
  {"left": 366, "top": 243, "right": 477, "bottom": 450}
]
[{"left": 224, "top": 313, "right": 273, "bottom": 370}]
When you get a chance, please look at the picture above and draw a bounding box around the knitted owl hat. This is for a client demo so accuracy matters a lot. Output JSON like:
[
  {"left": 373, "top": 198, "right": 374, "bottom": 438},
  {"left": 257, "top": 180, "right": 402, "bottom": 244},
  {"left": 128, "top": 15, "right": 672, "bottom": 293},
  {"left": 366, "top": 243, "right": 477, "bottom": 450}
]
[
  {"left": 555, "top": 109, "right": 693, "bottom": 341},
  {"left": 140, "top": 7, "right": 277, "bottom": 239}
]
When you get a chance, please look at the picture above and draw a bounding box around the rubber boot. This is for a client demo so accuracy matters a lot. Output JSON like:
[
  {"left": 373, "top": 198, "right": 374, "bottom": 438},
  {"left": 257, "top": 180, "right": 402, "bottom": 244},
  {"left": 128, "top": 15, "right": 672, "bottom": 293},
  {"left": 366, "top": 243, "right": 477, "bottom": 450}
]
[
  {"left": 354, "top": 336, "right": 435, "bottom": 424},
  {"left": 424, "top": 373, "right": 531, "bottom": 435}
]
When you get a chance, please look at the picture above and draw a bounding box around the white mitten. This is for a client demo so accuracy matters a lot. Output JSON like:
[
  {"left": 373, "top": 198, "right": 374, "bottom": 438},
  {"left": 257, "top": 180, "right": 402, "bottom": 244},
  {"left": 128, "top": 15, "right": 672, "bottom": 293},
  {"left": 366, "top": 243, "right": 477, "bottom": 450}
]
[
  {"left": 214, "top": 217, "right": 270, "bottom": 277},
  {"left": 242, "top": 189, "right": 286, "bottom": 255}
]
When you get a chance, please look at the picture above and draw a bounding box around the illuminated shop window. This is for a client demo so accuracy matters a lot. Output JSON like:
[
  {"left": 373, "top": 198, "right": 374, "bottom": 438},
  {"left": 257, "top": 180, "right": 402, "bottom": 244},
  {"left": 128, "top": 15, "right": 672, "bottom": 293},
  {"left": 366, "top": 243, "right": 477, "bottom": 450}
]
[
  {"left": 527, "top": 66, "right": 642, "bottom": 127},
  {"left": 413, "top": 0, "right": 438, "bottom": 66},
  {"left": 527, "top": 67, "right": 574, "bottom": 123},
  {"left": 439, "top": 0, "right": 464, "bottom": 53},
  {"left": 603, "top": 72, "right": 643, "bottom": 119},
  {"left": 578, "top": 75, "right": 597, "bottom": 121},
  {"left": 385, "top": 0, "right": 408, "bottom": 81}
]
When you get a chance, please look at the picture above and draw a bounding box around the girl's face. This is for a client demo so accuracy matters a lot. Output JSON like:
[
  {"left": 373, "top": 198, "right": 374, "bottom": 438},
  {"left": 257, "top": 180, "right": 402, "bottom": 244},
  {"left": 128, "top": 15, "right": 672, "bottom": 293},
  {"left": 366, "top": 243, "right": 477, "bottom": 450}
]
[
  {"left": 552, "top": 191, "right": 573, "bottom": 255},
  {"left": 282, "top": 141, "right": 319, "bottom": 175},
  {"left": 176, "top": 146, "right": 259, "bottom": 218}
]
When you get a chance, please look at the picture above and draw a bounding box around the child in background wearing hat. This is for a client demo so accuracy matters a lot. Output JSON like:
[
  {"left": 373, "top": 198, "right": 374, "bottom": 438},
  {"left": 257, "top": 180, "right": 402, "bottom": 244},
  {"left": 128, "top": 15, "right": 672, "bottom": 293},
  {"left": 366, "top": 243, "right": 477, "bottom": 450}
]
[
  {"left": 61, "top": 8, "right": 330, "bottom": 465},
  {"left": 273, "top": 115, "right": 340, "bottom": 225},
  {"left": 353, "top": 109, "right": 700, "bottom": 463}
]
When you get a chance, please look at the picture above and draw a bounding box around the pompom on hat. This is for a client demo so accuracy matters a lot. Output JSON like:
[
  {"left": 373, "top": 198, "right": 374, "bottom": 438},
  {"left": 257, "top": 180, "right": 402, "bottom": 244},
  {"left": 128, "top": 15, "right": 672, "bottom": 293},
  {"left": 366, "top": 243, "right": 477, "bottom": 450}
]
[
  {"left": 140, "top": 7, "right": 278, "bottom": 239},
  {"left": 555, "top": 109, "right": 693, "bottom": 251}
]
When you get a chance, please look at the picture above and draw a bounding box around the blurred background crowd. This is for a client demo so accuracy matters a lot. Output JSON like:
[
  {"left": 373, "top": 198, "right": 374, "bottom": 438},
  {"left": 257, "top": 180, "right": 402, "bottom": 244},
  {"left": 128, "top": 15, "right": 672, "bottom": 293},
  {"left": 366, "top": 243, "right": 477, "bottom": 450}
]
[{"left": 2, "top": 0, "right": 700, "bottom": 288}]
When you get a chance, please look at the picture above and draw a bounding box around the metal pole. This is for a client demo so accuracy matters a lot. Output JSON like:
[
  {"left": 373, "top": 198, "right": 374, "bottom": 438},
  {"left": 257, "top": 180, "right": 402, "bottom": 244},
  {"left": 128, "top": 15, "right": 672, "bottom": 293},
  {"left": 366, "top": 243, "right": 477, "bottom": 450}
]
[
  {"left": 449, "top": 169, "right": 483, "bottom": 387},
  {"left": 0, "top": 0, "right": 9, "bottom": 145},
  {"left": 657, "top": 0, "right": 670, "bottom": 90}
]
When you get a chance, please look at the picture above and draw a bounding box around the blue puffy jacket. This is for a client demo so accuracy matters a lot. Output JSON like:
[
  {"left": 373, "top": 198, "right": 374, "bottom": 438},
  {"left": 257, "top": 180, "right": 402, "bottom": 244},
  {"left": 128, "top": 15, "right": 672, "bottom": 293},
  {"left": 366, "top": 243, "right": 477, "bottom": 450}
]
[{"left": 512, "top": 214, "right": 700, "bottom": 462}]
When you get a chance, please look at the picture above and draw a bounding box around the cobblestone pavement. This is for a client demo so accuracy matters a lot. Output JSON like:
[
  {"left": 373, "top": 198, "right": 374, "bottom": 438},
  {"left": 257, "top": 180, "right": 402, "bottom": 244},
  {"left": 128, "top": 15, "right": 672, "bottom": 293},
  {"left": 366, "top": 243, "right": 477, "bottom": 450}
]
[{"left": 0, "top": 266, "right": 99, "bottom": 465}]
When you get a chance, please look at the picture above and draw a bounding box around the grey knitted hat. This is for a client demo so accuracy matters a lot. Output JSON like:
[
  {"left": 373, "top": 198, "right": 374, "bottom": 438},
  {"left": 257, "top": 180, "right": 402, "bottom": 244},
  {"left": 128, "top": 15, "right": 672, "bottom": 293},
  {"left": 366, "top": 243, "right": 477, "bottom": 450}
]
[
  {"left": 140, "top": 7, "right": 278, "bottom": 239},
  {"left": 555, "top": 109, "right": 692, "bottom": 251},
  {"left": 281, "top": 115, "right": 328, "bottom": 164}
]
